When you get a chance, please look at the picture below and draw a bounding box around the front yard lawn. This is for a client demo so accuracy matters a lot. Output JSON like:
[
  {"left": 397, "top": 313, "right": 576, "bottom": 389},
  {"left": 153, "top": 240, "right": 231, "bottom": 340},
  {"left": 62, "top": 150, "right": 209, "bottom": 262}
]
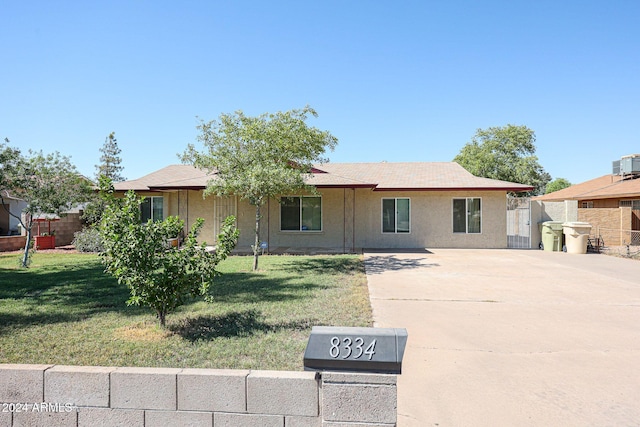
[{"left": 0, "top": 252, "right": 372, "bottom": 370}]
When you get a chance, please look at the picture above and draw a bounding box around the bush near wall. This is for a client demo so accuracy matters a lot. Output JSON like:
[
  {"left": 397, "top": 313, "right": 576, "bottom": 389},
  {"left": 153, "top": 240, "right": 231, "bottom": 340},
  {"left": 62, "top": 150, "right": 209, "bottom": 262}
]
[{"left": 72, "top": 227, "right": 104, "bottom": 253}]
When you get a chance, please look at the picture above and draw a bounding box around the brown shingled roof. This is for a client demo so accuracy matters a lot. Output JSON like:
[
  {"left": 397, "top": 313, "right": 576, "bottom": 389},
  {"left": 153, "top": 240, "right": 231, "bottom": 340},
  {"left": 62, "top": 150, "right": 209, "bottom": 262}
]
[
  {"left": 114, "top": 162, "right": 534, "bottom": 192},
  {"left": 311, "top": 162, "right": 533, "bottom": 191},
  {"left": 113, "top": 165, "right": 212, "bottom": 191},
  {"left": 534, "top": 174, "right": 640, "bottom": 201}
]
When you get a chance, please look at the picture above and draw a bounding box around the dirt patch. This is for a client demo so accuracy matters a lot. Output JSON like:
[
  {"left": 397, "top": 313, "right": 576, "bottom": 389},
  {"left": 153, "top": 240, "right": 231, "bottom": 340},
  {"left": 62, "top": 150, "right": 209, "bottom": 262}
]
[
  {"left": 2, "top": 245, "right": 79, "bottom": 255},
  {"left": 603, "top": 245, "right": 640, "bottom": 260},
  {"left": 113, "top": 322, "right": 171, "bottom": 342}
]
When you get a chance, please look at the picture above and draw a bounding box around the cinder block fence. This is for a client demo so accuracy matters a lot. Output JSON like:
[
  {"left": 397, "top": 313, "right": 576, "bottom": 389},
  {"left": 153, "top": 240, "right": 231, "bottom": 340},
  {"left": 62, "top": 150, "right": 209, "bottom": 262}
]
[
  {"left": 0, "top": 236, "right": 26, "bottom": 252},
  {"left": 0, "top": 364, "right": 397, "bottom": 427}
]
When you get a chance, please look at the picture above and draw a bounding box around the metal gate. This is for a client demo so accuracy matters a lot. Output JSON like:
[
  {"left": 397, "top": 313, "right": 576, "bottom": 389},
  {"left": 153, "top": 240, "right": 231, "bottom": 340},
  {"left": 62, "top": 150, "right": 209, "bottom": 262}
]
[{"left": 507, "top": 197, "right": 531, "bottom": 249}]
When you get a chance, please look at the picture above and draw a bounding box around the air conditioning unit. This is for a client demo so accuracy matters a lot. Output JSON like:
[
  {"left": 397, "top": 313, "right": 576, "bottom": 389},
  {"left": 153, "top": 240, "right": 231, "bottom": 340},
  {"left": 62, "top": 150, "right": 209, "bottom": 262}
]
[
  {"left": 620, "top": 154, "right": 640, "bottom": 175},
  {"left": 612, "top": 160, "right": 621, "bottom": 175}
]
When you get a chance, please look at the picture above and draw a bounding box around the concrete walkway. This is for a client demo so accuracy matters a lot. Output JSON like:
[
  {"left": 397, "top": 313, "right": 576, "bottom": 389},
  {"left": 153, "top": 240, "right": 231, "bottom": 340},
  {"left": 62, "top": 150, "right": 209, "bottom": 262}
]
[{"left": 364, "top": 249, "right": 640, "bottom": 427}]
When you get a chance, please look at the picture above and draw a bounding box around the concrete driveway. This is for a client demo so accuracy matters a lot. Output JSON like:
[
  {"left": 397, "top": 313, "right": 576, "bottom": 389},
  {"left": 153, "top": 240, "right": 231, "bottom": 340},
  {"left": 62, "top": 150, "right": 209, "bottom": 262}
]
[{"left": 364, "top": 249, "right": 640, "bottom": 426}]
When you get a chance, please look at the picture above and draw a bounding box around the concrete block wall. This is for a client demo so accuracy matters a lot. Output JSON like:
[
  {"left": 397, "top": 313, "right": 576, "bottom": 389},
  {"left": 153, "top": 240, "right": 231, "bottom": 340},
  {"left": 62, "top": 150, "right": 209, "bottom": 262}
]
[
  {"left": 50, "top": 213, "right": 83, "bottom": 247},
  {"left": 0, "top": 364, "right": 398, "bottom": 427},
  {"left": 531, "top": 200, "right": 579, "bottom": 248},
  {"left": 0, "top": 236, "right": 27, "bottom": 252}
]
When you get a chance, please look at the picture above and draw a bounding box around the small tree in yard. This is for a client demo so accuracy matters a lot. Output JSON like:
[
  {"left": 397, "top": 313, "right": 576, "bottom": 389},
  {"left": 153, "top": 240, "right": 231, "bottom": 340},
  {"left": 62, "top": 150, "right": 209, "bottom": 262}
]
[
  {"left": 0, "top": 144, "right": 91, "bottom": 267},
  {"left": 182, "top": 106, "right": 337, "bottom": 271},
  {"left": 100, "top": 185, "right": 239, "bottom": 327}
]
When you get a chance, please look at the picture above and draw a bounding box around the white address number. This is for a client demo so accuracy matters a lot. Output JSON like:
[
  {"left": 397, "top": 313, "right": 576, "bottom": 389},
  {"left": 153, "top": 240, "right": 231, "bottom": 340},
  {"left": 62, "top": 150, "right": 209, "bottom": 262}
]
[{"left": 329, "top": 336, "right": 376, "bottom": 360}]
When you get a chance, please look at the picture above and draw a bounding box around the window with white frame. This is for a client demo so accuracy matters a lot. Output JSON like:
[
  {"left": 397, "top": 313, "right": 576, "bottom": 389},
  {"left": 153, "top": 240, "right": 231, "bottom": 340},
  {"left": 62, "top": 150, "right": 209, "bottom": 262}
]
[
  {"left": 382, "top": 198, "right": 410, "bottom": 233},
  {"left": 280, "top": 196, "right": 322, "bottom": 231},
  {"left": 453, "top": 198, "right": 481, "bottom": 234},
  {"left": 582, "top": 201, "right": 594, "bottom": 208},
  {"left": 141, "top": 196, "right": 164, "bottom": 223}
]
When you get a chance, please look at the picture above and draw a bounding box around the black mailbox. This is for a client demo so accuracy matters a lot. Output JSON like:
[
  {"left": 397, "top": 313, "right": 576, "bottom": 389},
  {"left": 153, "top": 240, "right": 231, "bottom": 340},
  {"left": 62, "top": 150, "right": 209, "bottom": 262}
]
[{"left": 303, "top": 326, "right": 408, "bottom": 374}]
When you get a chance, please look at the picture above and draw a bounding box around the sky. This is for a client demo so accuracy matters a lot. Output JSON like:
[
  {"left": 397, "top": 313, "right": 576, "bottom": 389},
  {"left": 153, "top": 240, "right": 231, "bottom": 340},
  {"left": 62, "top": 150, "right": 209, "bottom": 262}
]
[{"left": 1, "top": 1, "right": 638, "bottom": 185}]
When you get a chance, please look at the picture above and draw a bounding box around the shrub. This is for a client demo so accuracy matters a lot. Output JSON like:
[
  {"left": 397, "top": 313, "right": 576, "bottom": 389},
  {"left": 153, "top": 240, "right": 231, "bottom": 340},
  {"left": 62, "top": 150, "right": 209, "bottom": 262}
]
[
  {"left": 73, "top": 227, "right": 104, "bottom": 253},
  {"left": 100, "top": 190, "right": 239, "bottom": 326}
]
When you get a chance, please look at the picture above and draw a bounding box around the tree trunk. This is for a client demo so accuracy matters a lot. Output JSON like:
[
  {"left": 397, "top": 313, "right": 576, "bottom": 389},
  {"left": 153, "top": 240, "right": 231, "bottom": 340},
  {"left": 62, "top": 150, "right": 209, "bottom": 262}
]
[
  {"left": 21, "top": 226, "right": 33, "bottom": 268},
  {"left": 253, "top": 203, "right": 261, "bottom": 271},
  {"left": 158, "top": 311, "right": 166, "bottom": 327}
]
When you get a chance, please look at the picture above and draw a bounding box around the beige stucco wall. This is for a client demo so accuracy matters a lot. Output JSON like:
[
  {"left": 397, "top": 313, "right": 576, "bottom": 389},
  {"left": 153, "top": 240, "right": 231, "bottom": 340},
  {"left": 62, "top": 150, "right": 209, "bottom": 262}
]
[
  {"left": 149, "top": 188, "right": 511, "bottom": 251},
  {"left": 121, "top": 190, "right": 218, "bottom": 244},
  {"left": 236, "top": 198, "right": 263, "bottom": 251},
  {"left": 352, "top": 189, "right": 508, "bottom": 249},
  {"left": 234, "top": 188, "right": 352, "bottom": 252},
  {"left": 183, "top": 190, "right": 216, "bottom": 244}
]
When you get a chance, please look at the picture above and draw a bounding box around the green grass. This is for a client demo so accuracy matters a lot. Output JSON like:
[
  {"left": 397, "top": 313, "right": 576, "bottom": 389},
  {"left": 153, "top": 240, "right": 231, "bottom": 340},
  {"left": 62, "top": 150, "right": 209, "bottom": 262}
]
[{"left": 0, "top": 252, "right": 372, "bottom": 370}]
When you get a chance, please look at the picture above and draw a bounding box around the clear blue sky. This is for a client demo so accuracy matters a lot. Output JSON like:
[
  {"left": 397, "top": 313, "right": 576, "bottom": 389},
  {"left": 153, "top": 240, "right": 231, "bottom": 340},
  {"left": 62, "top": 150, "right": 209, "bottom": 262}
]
[{"left": 1, "top": 1, "right": 638, "bottom": 185}]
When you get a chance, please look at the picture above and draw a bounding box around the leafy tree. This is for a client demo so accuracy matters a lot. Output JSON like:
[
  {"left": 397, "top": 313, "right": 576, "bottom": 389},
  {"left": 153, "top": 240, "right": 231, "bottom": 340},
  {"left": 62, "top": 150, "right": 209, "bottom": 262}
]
[
  {"left": 96, "top": 131, "right": 126, "bottom": 182},
  {"left": 84, "top": 132, "right": 125, "bottom": 225},
  {"left": 0, "top": 147, "right": 91, "bottom": 267},
  {"left": 182, "top": 106, "right": 338, "bottom": 271},
  {"left": 453, "top": 124, "right": 551, "bottom": 195},
  {"left": 99, "top": 182, "right": 239, "bottom": 327},
  {"left": 545, "top": 178, "right": 572, "bottom": 194},
  {"left": 0, "top": 138, "right": 21, "bottom": 191}
]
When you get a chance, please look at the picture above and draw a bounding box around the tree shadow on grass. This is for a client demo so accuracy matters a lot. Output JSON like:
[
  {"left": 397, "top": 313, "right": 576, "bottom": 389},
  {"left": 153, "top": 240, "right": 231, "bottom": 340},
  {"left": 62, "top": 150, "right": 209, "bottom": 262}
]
[
  {"left": 278, "top": 256, "right": 364, "bottom": 276},
  {"left": 0, "top": 257, "right": 145, "bottom": 335},
  {"left": 211, "top": 272, "right": 325, "bottom": 303},
  {"left": 169, "top": 309, "right": 317, "bottom": 342}
]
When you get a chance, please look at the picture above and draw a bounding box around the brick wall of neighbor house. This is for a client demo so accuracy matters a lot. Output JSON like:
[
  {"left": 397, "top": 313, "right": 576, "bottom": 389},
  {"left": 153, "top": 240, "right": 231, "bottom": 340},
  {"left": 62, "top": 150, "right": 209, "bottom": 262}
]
[
  {"left": 590, "top": 199, "right": 621, "bottom": 208},
  {"left": 0, "top": 236, "right": 27, "bottom": 252},
  {"left": 578, "top": 207, "right": 632, "bottom": 246},
  {"left": 0, "top": 364, "right": 398, "bottom": 427}
]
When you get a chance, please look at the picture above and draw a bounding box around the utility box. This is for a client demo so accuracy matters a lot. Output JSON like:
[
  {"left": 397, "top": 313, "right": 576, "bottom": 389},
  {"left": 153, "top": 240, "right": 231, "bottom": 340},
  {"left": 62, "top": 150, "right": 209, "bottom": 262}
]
[
  {"left": 539, "top": 221, "right": 564, "bottom": 251},
  {"left": 563, "top": 222, "right": 592, "bottom": 254},
  {"left": 303, "top": 326, "right": 408, "bottom": 374}
]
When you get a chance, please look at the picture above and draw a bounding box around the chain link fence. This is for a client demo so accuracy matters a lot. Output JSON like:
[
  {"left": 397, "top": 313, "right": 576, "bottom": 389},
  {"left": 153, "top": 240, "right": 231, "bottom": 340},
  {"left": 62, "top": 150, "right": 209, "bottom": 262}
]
[{"left": 594, "top": 227, "right": 640, "bottom": 256}]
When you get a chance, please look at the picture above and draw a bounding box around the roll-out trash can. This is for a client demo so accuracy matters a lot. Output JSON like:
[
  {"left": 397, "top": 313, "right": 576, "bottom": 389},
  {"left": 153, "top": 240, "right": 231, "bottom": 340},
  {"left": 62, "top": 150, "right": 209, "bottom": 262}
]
[
  {"left": 562, "top": 222, "right": 592, "bottom": 254},
  {"left": 539, "top": 221, "right": 564, "bottom": 251}
]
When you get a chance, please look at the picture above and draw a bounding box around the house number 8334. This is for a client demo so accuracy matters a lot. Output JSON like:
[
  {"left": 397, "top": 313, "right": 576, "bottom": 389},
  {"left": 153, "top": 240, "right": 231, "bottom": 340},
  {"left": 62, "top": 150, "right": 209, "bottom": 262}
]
[{"left": 329, "top": 336, "right": 376, "bottom": 360}]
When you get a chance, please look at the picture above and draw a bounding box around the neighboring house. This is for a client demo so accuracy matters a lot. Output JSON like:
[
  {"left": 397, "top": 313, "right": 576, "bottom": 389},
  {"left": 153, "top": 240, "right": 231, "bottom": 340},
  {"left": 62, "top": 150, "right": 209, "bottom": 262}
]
[
  {"left": 114, "top": 162, "right": 533, "bottom": 252},
  {"left": 534, "top": 158, "right": 640, "bottom": 245},
  {"left": 0, "top": 190, "right": 27, "bottom": 236},
  {"left": 0, "top": 189, "right": 85, "bottom": 250},
  {"left": 0, "top": 190, "right": 28, "bottom": 252}
]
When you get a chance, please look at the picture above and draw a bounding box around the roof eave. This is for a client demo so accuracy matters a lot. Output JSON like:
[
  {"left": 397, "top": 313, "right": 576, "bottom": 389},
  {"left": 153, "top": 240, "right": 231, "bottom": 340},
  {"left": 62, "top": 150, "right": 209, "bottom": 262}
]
[
  {"left": 372, "top": 186, "right": 534, "bottom": 192},
  {"left": 314, "top": 184, "right": 378, "bottom": 189},
  {"left": 148, "top": 185, "right": 207, "bottom": 191}
]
